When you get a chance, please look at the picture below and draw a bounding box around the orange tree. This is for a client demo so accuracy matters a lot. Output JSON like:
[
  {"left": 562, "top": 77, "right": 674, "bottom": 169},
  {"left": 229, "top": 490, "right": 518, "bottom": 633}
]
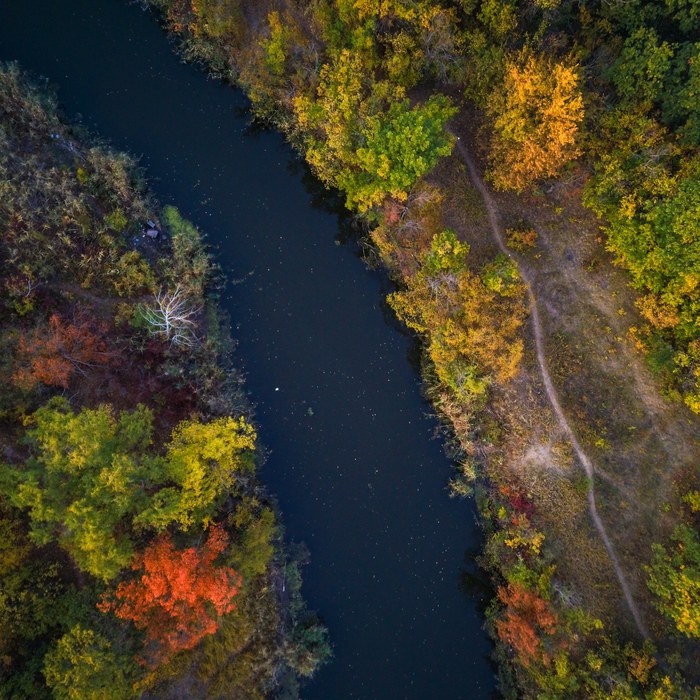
[
  {"left": 13, "top": 313, "right": 117, "bottom": 390},
  {"left": 495, "top": 582, "right": 558, "bottom": 667},
  {"left": 388, "top": 229, "right": 525, "bottom": 405},
  {"left": 99, "top": 524, "right": 241, "bottom": 664},
  {"left": 486, "top": 48, "right": 584, "bottom": 192}
]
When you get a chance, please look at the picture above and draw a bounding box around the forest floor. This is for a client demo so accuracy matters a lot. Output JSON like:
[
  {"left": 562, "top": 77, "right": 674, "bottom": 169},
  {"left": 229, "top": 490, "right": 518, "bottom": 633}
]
[{"left": 429, "top": 111, "right": 700, "bottom": 639}]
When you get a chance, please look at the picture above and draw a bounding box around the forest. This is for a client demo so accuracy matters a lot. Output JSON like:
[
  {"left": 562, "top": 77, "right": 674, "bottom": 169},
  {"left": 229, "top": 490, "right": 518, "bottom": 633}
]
[
  {"left": 139, "top": 0, "right": 699, "bottom": 697},
  {"left": 0, "top": 64, "right": 330, "bottom": 699}
]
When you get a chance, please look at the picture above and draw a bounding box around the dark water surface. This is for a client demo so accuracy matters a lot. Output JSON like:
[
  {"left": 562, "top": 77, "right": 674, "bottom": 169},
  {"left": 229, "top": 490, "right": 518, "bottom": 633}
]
[{"left": 0, "top": 2, "right": 495, "bottom": 697}]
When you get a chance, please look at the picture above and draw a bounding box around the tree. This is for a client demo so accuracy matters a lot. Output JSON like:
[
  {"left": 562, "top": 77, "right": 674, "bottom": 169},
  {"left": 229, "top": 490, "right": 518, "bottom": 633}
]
[
  {"left": 229, "top": 497, "right": 276, "bottom": 579},
  {"left": 0, "top": 399, "right": 258, "bottom": 580},
  {"left": 585, "top": 142, "right": 700, "bottom": 412},
  {"left": 99, "top": 525, "right": 241, "bottom": 664},
  {"left": 43, "top": 625, "right": 136, "bottom": 700},
  {"left": 339, "top": 95, "right": 456, "bottom": 211},
  {"left": 486, "top": 48, "right": 584, "bottom": 191},
  {"left": 0, "top": 398, "right": 153, "bottom": 580},
  {"left": 161, "top": 206, "right": 211, "bottom": 297},
  {"left": 189, "top": 0, "right": 243, "bottom": 40},
  {"left": 388, "top": 230, "right": 525, "bottom": 404},
  {"left": 609, "top": 28, "right": 673, "bottom": 108},
  {"left": 135, "top": 415, "right": 257, "bottom": 531},
  {"left": 495, "top": 582, "right": 558, "bottom": 667},
  {"left": 294, "top": 49, "right": 455, "bottom": 212},
  {"left": 13, "top": 313, "right": 117, "bottom": 390},
  {"left": 141, "top": 286, "right": 199, "bottom": 347},
  {"left": 646, "top": 524, "right": 700, "bottom": 638}
]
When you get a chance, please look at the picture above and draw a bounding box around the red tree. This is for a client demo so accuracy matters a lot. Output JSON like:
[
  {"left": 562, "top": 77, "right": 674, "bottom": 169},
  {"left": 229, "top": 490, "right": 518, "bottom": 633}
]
[
  {"left": 99, "top": 525, "right": 241, "bottom": 664},
  {"left": 13, "top": 313, "right": 116, "bottom": 390},
  {"left": 495, "top": 583, "right": 558, "bottom": 667}
]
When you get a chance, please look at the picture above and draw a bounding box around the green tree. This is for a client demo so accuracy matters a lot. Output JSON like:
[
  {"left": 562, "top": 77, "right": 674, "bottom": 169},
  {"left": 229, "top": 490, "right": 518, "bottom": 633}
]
[
  {"left": 663, "top": 42, "right": 700, "bottom": 146},
  {"left": 295, "top": 50, "right": 455, "bottom": 212},
  {"left": 584, "top": 144, "right": 700, "bottom": 412},
  {"left": 229, "top": 497, "right": 276, "bottom": 579},
  {"left": 161, "top": 205, "right": 211, "bottom": 297},
  {"left": 0, "top": 399, "right": 257, "bottom": 580},
  {"left": 339, "top": 96, "right": 456, "bottom": 211},
  {"left": 190, "top": 0, "right": 243, "bottom": 40},
  {"left": 646, "top": 524, "right": 700, "bottom": 638},
  {"left": 0, "top": 398, "right": 153, "bottom": 580},
  {"left": 609, "top": 28, "right": 673, "bottom": 107},
  {"left": 136, "top": 415, "right": 256, "bottom": 531},
  {"left": 43, "top": 625, "right": 136, "bottom": 700}
]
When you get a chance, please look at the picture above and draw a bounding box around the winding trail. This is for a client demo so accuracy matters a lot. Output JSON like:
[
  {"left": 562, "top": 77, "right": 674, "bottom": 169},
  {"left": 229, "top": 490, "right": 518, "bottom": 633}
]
[{"left": 454, "top": 138, "right": 650, "bottom": 640}]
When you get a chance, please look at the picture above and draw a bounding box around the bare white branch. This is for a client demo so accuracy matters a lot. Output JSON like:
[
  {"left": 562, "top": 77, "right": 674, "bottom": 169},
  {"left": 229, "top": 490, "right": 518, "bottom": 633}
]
[{"left": 142, "top": 285, "right": 199, "bottom": 347}]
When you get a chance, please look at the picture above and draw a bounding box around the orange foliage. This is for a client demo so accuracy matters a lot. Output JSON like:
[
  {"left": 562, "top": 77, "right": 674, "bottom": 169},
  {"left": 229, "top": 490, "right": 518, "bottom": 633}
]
[
  {"left": 495, "top": 583, "right": 558, "bottom": 667},
  {"left": 98, "top": 525, "right": 241, "bottom": 665},
  {"left": 13, "top": 313, "right": 116, "bottom": 390},
  {"left": 487, "top": 49, "right": 583, "bottom": 192}
]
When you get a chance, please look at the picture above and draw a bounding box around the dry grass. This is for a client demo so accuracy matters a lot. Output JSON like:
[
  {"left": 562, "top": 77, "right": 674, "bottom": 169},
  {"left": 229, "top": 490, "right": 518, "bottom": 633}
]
[{"left": 436, "top": 112, "right": 700, "bottom": 637}]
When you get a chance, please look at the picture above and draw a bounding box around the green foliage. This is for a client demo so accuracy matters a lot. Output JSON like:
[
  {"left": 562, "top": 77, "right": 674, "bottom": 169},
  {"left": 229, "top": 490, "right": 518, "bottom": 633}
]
[
  {"left": 286, "top": 617, "right": 332, "bottom": 678},
  {"left": 423, "top": 227, "right": 470, "bottom": 275},
  {"left": 663, "top": 42, "right": 700, "bottom": 146},
  {"left": 43, "top": 625, "right": 137, "bottom": 700},
  {"left": 229, "top": 497, "right": 276, "bottom": 580},
  {"left": 0, "top": 399, "right": 257, "bottom": 580},
  {"left": 161, "top": 205, "right": 211, "bottom": 297},
  {"left": 646, "top": 524, "right": 700, "bottom": 638},
  {"left": 135, "top": 415, "right": 257, "bottom": 531},
  {"left": 665, "top": 0, "right": 700, "bottom": 32},
  {"left": 609, "top": 28, "right": 673, "bottom": 107},
  {"left": 0, "top": 398, "right": 153, "bottom": 580},
  {"left": 481, "top": 254, "right": 521, "bottom": 296},
  {"left": 190, "top": 0, "right": 243, "bottom": 41},
  {"left": 262, "top": 12, "right": 288, "bottom": 78},
  {"left": 104, "top": 209, "right": 128, "bottom": 233},
  {"left": 585, "top": 149, "right": 700, "bottom": 410},
  {"left": 477, "top": 0, "right": 518, "bottom": 37},
  {"left": 340, "top": 96, "right": 456, "bottom": 211},
  {"left": 110, "top": 250, "right": 156, "bottom": 297}
]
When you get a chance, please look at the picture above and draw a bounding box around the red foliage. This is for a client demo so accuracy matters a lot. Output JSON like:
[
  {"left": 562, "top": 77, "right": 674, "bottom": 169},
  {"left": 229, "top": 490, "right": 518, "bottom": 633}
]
[
  {"left": 495, "top": 583, "right": 557, "bottom": 667},
  {"left": 98, "top": 525, "right": 241, "bottom": 665},
  {"left": 13, "top": 313, "right": 117, "bottom": 390},
  {"left": 500, "top": 485, "right": 535, "bottom": 518}
]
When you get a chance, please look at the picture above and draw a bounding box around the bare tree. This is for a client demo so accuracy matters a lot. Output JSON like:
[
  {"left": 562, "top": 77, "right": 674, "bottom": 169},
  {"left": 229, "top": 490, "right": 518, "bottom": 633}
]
[{"left": 142, "top": 286, "right": 199, "bottom": 347}]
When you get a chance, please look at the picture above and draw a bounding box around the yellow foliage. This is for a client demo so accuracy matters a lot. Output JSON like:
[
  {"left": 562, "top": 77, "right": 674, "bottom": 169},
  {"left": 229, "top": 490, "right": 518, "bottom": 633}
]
[
  {"left": 504, "top": 528, "right": 545, "bottom": 555},
  {"left": 636, "top": 294, "right": 680, "bottom": 329},
  {"left": 486, "top": 49, "right": 584, "bottom": 192},
  {"left": 388, "top": 231, "right": 526, "bottom": 403}
]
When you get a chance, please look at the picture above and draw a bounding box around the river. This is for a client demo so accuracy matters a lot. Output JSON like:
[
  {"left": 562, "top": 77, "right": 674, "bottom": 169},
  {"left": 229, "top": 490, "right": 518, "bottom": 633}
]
[{"left": 0, "top": 2, "right": 495, "bottom": 697}]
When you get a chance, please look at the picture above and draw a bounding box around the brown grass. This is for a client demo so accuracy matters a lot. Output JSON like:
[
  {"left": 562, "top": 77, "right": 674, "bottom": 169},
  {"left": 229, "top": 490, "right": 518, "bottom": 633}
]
[{"left": 437, "top": 110, "right": 700, "bottom": 637}]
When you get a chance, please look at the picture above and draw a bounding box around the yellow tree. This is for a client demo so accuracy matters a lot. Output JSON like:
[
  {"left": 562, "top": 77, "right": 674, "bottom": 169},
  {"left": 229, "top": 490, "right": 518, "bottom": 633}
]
[
  {"left": 388, "top": 230, "right": 525, "bottom": 404},
  {"left": 486, "top": 49, "right": 584, "bottom": 192},
  {"left": 135, "top": 415, "right": 257, "bottom": 531}
]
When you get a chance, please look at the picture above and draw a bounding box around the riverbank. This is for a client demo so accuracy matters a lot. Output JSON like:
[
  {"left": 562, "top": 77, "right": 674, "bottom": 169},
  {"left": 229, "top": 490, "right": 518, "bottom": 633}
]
[
  {"left": 0, "top": 63, "right": 329, "bottom": 699},
  {"left": 142, "top": 1, "right": 699, "bottom": 697}
]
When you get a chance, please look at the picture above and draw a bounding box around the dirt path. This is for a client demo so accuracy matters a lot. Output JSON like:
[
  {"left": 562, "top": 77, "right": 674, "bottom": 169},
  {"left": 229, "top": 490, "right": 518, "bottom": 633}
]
[{"left": 454, "top": 138, "right": 650, "bottom": 640}]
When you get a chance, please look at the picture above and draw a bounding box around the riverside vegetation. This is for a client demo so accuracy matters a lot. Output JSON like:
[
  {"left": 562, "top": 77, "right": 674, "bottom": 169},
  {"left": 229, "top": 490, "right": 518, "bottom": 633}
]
[
  {"left": 0, "top": 64, "right": 330, "bottom": 699},
  {"left": 140, "top": 0, "right": 700, "bottom": 697}
]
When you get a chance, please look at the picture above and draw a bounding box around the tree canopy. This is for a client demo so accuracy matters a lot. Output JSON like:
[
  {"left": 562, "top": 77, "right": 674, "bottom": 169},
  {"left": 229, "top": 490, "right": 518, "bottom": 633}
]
[
  {"left": 486, "top": 49, "right": 584, "bottom": 192},
  {"left": 0, "top": 399, "right": 257, "bottom": 580},
  {"left": 98, "top": 525, "right": 241, "bottom": 664},
  {"left": 388, "top": 230, "right": 526, "bottom": 404}
]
